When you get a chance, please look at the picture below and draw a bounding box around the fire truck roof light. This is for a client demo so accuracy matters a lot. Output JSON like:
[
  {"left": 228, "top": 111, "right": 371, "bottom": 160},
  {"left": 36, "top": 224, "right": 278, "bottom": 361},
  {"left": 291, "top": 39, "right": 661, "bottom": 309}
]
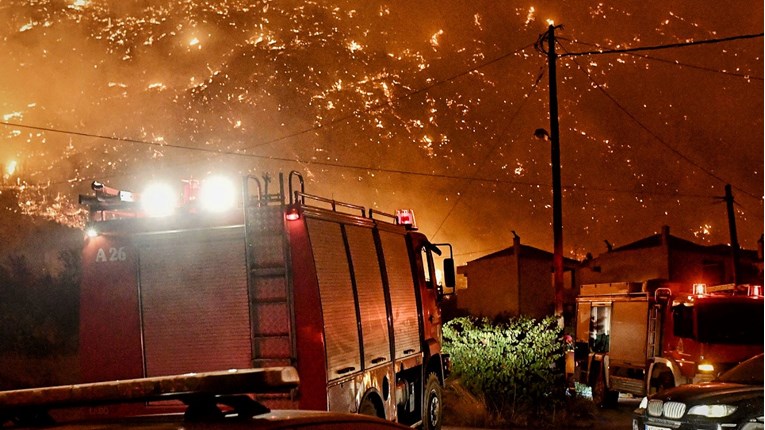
[
  {"left": 285, "top": 208, "right": 300, "bottom": 221},
  {"left": 141, "top": 182, "right": 177, "bottom": 217},
  {"left": 693, "top": 283, "right": 707, "bottom": 295},
  {"left": 748, "top": 285, "right": 762, "bottom": 297},
  {"left": 119, "top": 190, "right": 136, "bottom": 203},
  {"left": 199, "top": 176, "right": 237, "bottom": 213},
  {"left": 395, "top": 209, "right": 417, "bottom": 229}
]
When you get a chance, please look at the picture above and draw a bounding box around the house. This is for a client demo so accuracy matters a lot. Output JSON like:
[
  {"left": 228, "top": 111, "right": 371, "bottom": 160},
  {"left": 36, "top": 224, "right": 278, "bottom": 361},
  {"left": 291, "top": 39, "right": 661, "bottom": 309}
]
[
  {"left": 577, "top": 226, "right": 763, "bottom": 290},
  {"left": 455, "top": 234, "right": 579, "bottom": 322},
  {"left": 452, "top": 226, "right": 763, "bottom": 326}
]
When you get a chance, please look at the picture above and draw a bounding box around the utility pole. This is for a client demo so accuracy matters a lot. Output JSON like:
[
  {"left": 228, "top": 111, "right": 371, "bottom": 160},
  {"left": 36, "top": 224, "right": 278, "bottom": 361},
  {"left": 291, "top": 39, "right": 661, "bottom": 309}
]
[
  {"left": 537, "top": 24, "right": 565, "bottom": 322},
  {"left": 724, "top": 184, "right": 741, "bottom": 284}
]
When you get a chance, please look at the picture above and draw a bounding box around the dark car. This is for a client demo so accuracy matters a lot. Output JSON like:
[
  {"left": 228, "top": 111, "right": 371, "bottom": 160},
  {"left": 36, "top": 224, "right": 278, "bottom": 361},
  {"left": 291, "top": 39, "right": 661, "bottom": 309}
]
[{"left": 632, "top": 353, "right": 764, "bottom": 430}]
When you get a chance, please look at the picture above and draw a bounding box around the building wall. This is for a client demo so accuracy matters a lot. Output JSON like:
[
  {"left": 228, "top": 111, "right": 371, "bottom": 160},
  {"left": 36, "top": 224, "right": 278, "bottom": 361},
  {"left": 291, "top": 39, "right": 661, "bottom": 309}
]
[
  {"left": 669, "top": 248, "right": 729, "bottom": 286},
  {"left": 519, "top": 256, "right": 555, "bottom": 319},
  {"left": 577, "top": 228, "right": 762, "bottom": 291},
  {"left": 457, "top": 254, "right": 519, "bottom": 318},
  {"left": 578, "top": 246, "right": 669, "bottom": 286}
]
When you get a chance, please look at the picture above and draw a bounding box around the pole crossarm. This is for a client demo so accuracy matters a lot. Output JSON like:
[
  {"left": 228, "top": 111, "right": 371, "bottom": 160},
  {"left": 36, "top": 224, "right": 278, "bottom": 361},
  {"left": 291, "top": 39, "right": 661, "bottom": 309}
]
[{"left": 534, "top": 24, "right": 564, "bottom": 55}]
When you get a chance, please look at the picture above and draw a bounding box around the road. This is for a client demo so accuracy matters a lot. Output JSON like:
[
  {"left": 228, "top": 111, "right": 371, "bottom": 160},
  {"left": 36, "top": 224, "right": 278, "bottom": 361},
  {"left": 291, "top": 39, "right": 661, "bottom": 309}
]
[
  {"left": 587, "top": 397, "right": 639, "bottom": 429},
  {"left": 444, "top": 396, "right": 639, "bottom": 430}
]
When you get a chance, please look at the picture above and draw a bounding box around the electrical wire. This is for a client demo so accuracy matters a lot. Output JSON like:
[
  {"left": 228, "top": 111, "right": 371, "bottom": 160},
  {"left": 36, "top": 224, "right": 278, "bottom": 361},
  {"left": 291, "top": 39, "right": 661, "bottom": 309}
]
[
  {"left": 637, "top": 52, "right": 764, "bottom": 80},
  {"left": 241, "top": 42, "right": 537, "bottom": 151},
  {"left": 565, "top": 38, "right": 764, "bottom": 81},
  {"left": 560, "top": 32, "right": 764, "bottom": 58},
  {"left": 559, "top": 43, "right": 762, "bottom": 202},
  {"left": 2, "top": 34, "right": 761, "bottom": 205},
  {"left": 6, "top": 135, "right": 728, "bottom": 202},
  {"left": 0, "top": 43, "right": 536, "bottom": 155},
  {"left": 429, "top": 64, "right": 545, "bottom": 240}
]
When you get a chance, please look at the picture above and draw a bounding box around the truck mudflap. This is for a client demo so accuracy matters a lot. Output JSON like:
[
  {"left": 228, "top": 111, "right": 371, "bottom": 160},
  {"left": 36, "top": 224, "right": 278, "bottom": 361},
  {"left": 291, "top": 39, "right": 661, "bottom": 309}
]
[{"left": 0, "top": 367, "right": 299, "bottom": 425}]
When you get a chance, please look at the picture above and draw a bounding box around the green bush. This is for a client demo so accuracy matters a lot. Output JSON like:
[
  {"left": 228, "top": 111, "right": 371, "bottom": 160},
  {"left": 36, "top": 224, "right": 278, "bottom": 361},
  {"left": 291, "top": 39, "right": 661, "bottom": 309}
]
[{"left": 443, "top": 315, "right": 568, "bottom": 424}]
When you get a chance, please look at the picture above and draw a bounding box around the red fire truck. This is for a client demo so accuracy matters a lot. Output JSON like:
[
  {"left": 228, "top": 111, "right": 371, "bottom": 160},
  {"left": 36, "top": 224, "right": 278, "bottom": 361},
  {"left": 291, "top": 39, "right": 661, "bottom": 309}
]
[
  {"left": 77, "top": 171, "right": 455, "bottom": 429},
  {"left": 573, "top": 281, "right": 763, "bottom": 407}
]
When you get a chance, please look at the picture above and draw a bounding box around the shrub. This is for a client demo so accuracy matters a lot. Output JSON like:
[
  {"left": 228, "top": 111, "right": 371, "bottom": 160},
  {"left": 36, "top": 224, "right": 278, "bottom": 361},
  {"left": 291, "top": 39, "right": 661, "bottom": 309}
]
[{"left": 443, "top": 315, "right": 568, "bottom": 425}]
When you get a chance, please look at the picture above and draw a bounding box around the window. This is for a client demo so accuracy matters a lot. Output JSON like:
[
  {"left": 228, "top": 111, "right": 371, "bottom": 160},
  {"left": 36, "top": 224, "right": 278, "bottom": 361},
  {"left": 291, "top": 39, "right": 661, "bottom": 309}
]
[
  {"left": 589, "top": 305, "right": 611, "bottom": 353},
  {"left": 695, "top": 299, "right": 763, "bottom": 345},
  {"left": 672, "top": 304, "right": 694, "bottom": 338},
  {"left": 420, "top": 247, "right": 433, "bottom": 289}
]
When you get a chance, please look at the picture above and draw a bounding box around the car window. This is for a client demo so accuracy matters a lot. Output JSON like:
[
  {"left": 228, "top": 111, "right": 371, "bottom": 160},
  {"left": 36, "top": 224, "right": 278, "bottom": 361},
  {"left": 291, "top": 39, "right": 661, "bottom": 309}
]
[{"left": 718, "top": 354, "right": 764, "bottom": 385}]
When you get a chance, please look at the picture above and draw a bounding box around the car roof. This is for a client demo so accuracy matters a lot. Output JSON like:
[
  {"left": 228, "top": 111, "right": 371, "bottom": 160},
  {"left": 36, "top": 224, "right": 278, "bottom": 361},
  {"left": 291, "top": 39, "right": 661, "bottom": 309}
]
[
  {"left": 718, "top": 353, "right": 764, "bottom": 384},
  {"left": 0, "top": 369, "right": 407, "bottom": 430},
  {"left": 10, "top": 410, "right": 410, "bottom": 430}
]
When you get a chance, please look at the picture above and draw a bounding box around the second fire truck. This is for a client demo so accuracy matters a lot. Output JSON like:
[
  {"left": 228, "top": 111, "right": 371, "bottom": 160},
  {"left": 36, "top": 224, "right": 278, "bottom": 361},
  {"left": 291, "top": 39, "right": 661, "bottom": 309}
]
[
  {"left": 574, "top": 281, "right": 763, "bottom": 406},
  {"left": 77, "top": 171, "right": 455, "bottom": 429}
]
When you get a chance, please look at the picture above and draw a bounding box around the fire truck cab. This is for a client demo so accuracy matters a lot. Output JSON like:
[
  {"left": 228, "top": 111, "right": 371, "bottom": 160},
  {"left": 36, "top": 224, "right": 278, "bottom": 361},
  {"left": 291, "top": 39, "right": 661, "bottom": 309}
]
[
  {"left": 574, "top": 281, "right": 763, "bottom": 407},
  {"left": 77, "top": 171, "right": 455, "bottom": 429}
]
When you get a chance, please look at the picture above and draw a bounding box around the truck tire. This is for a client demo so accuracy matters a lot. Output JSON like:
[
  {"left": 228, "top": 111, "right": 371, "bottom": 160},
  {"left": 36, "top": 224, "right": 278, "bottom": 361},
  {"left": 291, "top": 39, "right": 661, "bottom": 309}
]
[
  {"left": 359, "top": 394, "right": 382, "bottom": 418},
  {"left": 422, "top": 373, "right": 442, "bottom": 430},
  {"left": 649, "top": 366, "right": 675, "bottom": 395},
  {"left": 592, "top": 368, "right": 618, "bottom": 408}
]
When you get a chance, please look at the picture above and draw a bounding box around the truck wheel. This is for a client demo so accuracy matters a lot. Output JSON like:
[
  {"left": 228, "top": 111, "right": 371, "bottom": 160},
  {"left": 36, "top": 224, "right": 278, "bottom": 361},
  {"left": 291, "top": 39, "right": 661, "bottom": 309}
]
[
  {"left": 359, "top": 395, "right": 382, "bottom": 418},
  {"left": 422, "top": 373, "right": 442, "bottom": 430},
  {"left": 650, "top": 367, "right": 675, "bottom": 394},
  {"left": 592, "top": 369, "right": 618, "bottom": 408}
]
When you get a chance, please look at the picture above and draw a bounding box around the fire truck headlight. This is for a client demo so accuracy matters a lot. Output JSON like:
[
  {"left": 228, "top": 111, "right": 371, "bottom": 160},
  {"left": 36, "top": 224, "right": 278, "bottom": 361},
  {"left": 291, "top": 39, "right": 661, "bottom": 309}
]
[
  {"left": 141, "top": 182, "right": 177, "bottom": 217},
  {"left": 199, "top": 176, "right": 236, "bottom": 212},
  {"left": 698, "top": 362, "right": 715, "bottom": 373}
]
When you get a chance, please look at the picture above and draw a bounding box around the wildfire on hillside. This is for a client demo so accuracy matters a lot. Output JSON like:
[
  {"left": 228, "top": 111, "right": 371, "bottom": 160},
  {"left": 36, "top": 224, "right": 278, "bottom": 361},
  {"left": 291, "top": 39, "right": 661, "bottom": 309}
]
[{"left": 0, "top": 0, "right": 762, "bottom": 261}]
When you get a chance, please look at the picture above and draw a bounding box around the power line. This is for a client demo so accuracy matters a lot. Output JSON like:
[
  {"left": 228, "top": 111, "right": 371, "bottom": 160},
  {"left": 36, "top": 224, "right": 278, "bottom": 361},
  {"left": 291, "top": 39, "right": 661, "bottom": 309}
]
[
  {"left": 3, "top": 101, "right": 755, "bottom": 203},
  {"left": 31, "top": 146, "right": 739, "bottom": 202},
  {"left": 1, "top": 43, "right": 535, "bottom": 156},
  {"left": 564, "top": 38, "right": 763, "bottom": 81},
  {"left": 0, "top": 120, "right": 238, "bottom": 155},
  {"left": 626, "top": 52, "right": 763, "bottom": 80},
  {"left": 560, "top": 32, "right": 763, "bottom": 58},
  {"left": 543, "top": 31, "right": 763, "bottom": 200},
  {"left": 561, "top": 46, "right": 762, "bottom": 201},
  {"left": 430, "top": 65, "right": 546, "bottom": 240},
  {"left": 3, "top": 34, "right": 761, "bottom": 204},
  {"left": 242, "top": 42, "right": 537, "bottom": 151}
]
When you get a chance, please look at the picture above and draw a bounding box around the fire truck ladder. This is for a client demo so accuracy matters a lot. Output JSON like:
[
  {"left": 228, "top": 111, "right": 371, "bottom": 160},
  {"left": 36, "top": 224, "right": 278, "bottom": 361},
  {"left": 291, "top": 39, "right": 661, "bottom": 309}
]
[
  {"left": 646, "top": 304, "right": 661, "bottom": 359},
  {"left": 243, "top": 175, "right": 296, "bottom": 370}
]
